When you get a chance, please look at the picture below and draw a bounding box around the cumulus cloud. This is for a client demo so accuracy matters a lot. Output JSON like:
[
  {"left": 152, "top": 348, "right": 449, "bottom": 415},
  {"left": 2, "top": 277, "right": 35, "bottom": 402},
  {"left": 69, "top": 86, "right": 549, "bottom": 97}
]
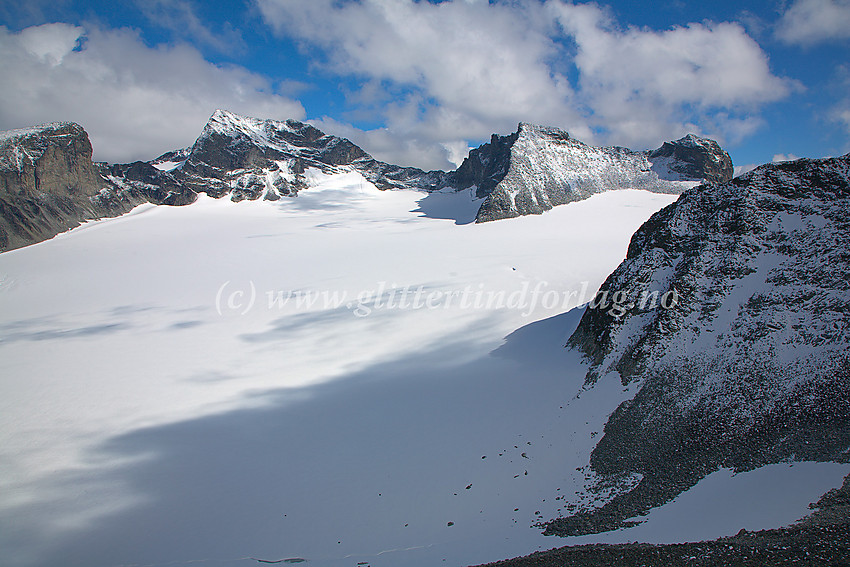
[
  {"left": 257, "top": 0, "right": 585, "bottom": 169},
  {"left": 0, "top": 23, "right": 304, "bottom": 163},
  {"left": 259, "top": 0, "right": 578, "bottom": 129},
  {"left": 551, "top": 3, "right": 792, "bottom": 147},
  {"left": 837, "top": 108, "right": 850, "bottom": 132},
  {"left": 776, "top": 0, "right": 850, "bottom": 45},
  {"left": 772, "top": 153, "right": 801, "bottom": 162},
  {"left": 733, "top": 163, "right": 759, "bottom": 176},
  {"left": 310, "top": 116, "right": 470, "bottom": 170},
  {"left": 257, "top": 0, "right": 791, "bottom": 168}
]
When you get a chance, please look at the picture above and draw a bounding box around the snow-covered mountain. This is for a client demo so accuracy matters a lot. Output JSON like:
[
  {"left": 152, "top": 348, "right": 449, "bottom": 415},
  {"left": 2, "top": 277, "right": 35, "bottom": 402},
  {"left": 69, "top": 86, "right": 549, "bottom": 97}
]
[
  {"left": 452, "top": 123, "right": 732, "bottom": 222},
  {"left": 546, "top": 153, "right": 850, "bottom": 536},
  {"left": 0, "top": 111, "right": 448, "bottom": 251},
  {"left": 0, "top": 111, "right": 732, "bottom": 251},
  {"left": 0, "top": 123, "right": 146, "bottom": 251},
  {"left": 108, "top": 109, "right": 448, "bottom": 202}
]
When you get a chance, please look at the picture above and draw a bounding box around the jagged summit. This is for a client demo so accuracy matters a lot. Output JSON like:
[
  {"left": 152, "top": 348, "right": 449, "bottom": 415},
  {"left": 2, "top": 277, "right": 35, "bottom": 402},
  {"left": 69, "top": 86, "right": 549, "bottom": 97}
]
[
  {"left": 0, "top": 121, "right": 80, "bottom": 144},
  {"left": 648, "top": 132, "right": 733, "bottom": 183},
  {"left": 205, "top": 108, "right": 303, "bottom": 136},
  {"left": 678, "top": 133, "right": 710, "bottom": 146},
  {"left": 196, "top": 109, "right": 366, "bottom": 167},
  {"left": 194, "top": 110, "right": 445, "bottom": 197},
  {"left": 199, "top": 109, "right": 311, "bottom": 154},
  {"left": 453, "top": 121, "right": 731, "bottom": 222},
  {"left": 516, "top": 121, "right": 570, "bottom": 138}
]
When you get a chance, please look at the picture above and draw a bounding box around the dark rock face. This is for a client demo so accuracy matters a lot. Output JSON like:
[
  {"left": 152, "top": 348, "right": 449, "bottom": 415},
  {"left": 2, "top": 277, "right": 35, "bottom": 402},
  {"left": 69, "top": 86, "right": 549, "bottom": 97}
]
[
  {"left": 547, "top": 154, "right": 850, "bottom": 536},
  {"left": 449, "top": 123, "right": 732, "bottom": 223},
  {"left": 170, "top": 110, "right": 447, "bottom": 200},
  {"left": 354, "top": 157, "right": 447, "bottom": 192},
  {"left": 647, "top": 133, "right": 733, "bottom": 183},
  {"left": 103, "top": 161, "right": 196, "bottom": 206},
  {"left": 0, "top": 123, "right": 146, "bottom": 252},
  {"left": 452, "top": 130, "right": 518, "bottom": 199}
]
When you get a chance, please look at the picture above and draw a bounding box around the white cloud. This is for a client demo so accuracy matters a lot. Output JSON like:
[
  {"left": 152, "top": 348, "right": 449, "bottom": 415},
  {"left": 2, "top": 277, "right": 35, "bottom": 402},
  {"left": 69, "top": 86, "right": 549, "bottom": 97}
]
[
  {"left": 837, "top": 108, "right": 850, "bottom": 132},
  {"left": 1, "top": 3, "right": 795, "bottom": 171},
  {"left": 15, "top": 20, "right": 81, "bottom": 65},
  {"left": 0, "top": 23, "right": 304, "bottom": 163},
  {"left": 256, "top": 0, "right": 586, "bottom": 169},
  {"left": 776, "top": 0, "right": 850, "bottom": 45},
  {"left": 257, "top": 0, "right": 791, "bottom": 168},
  {"left": 550, "top": 3, "right": 792, "bottom": 148},
  {"left": 258, "top": 0, "right": 576, "bottom": 128},
  {"left": 309, "top": 116, "right": 468, "bottom": 170},
  {"left": 772, "top": 153, "right": 800, "bottom": 162},
  {"left": 733, "top": 163, "right": 759, "bottom": 176},
  {"left": 829, "top": 65, "right": 850, "bottom": 136}
]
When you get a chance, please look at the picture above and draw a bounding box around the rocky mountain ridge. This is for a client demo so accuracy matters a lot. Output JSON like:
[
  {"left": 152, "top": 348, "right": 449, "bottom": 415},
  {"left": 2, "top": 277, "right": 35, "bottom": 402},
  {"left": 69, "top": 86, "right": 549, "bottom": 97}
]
[
  {"left": 0, "top": 111, "right": 732, "bottom": 251},
  {"left": 458, "top": 123, "right": 732, "bottom": 222},
  {"left": 0, "top": 123, "right": 146, "bottom": 251},
  {"left": 546, "top": 153, "right": 850, "bottom": 536},
  {"left": 101, "top": 109, "right": 448, "bottom": 206}
]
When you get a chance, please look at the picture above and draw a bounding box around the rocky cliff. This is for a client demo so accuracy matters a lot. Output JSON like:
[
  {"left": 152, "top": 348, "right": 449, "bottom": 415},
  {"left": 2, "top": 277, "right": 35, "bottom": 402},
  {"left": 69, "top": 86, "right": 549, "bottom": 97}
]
[
  {"left": 546, "top": 153, "right": 850, "bottom": 536},
  {"left": 447, "top": 123, "right": 732, "bottom": 223},
  {"left": 647, "top": 133, "right": 733, "bottom": 184},
  {"left": 0, "top": 123, "right": 145, "bottom": 252},
  {"left": 146, "top": 109, "right": 447, "bottom": 202}
]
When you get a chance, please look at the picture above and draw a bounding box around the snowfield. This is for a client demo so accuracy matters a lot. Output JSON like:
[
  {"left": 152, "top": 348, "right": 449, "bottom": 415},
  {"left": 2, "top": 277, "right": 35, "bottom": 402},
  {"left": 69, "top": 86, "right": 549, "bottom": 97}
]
[{"left": 0, "top": 176, "right": 846, "bottom": 567}]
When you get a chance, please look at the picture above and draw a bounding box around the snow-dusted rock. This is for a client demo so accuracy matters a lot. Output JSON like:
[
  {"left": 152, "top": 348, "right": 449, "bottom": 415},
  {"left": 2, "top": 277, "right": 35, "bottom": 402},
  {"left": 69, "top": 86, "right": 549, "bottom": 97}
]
[
  {"left": 170, "top": 109, "right": 447, "bottom": 200},
  {"left": 0, "top": 112, "right": 450, "bottom": 250},
  {"left": 548, "top": 153, "right": 850, "bottom": 536},
  {"left": 647, "top": 133, "right": 733, "bottom": 184},
  {"left": 0, "top": 122, "right": 145, "bottom": 251},
  {"left": 448, "top": 123, "right": 730, "bottom": 223}
]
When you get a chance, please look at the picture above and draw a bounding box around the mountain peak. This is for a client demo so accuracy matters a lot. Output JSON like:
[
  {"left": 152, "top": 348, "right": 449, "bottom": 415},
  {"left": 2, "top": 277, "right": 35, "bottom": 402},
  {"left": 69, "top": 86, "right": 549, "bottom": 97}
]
[
  {"left": 515, "top": 121, "right": 572, "bottom": 141},
  {"left": 0, "top": 121, "right": 85, "bottom": 150},
  {"left": 203, "top": 109, "right": 309, "bottom": 140},
  {"left": 0, "top": 120, "right": 148, "bottom": 251},
  {"left": 457, "top": 124, "right": 714, "bottom": 223},
  {"left": 0, "top": 122, "right": 89, "bottom": 173},
  {"left": 648, "top": 133, "right": 732, "bottom": 183},
  {"left": 674, "top": 132, "right": 719, "bottom": 149},
  {"left": 0, "top": 114, "right": 737, "bottom": 250}
]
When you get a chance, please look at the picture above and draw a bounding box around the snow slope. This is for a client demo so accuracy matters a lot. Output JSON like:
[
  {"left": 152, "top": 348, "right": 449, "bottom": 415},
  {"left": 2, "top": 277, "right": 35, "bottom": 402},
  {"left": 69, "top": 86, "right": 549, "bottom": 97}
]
[{"left": 0, "top": 178, "right": 845, "bottom": 567}]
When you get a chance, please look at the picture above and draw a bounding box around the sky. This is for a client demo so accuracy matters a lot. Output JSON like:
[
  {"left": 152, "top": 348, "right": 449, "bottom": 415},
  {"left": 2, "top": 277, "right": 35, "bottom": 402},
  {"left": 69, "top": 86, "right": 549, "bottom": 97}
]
[{"left": 0, "top": 0, "right": 848, "bottom": 174}]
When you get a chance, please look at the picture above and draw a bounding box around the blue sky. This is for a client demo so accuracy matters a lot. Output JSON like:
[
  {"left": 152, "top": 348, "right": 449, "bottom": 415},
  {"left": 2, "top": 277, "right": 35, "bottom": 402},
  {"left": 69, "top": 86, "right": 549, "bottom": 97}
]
[{"left": 1, "top": 0, "right": 848, "bottom": 173}]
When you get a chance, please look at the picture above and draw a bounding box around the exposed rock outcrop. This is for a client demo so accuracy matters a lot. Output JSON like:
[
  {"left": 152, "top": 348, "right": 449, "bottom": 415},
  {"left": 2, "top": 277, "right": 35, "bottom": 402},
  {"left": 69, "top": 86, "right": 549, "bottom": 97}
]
[
  {"left": 164, "top": 110, "right": 447, "bottom": 201},
  {"left": 547, "top": 153, "right": 850, "bottom": 536},
  {"left": 648, "top": 133, "right": 733, "bottom": 184},
  {"left": 0, "top": 123, "right": 145, "bottom": 252},
  {"left": 0, "top": 112, "right": 451, "bottom": 250},
  {"left": 445, "top": 123, "right": 732, "bottom": 223}
]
